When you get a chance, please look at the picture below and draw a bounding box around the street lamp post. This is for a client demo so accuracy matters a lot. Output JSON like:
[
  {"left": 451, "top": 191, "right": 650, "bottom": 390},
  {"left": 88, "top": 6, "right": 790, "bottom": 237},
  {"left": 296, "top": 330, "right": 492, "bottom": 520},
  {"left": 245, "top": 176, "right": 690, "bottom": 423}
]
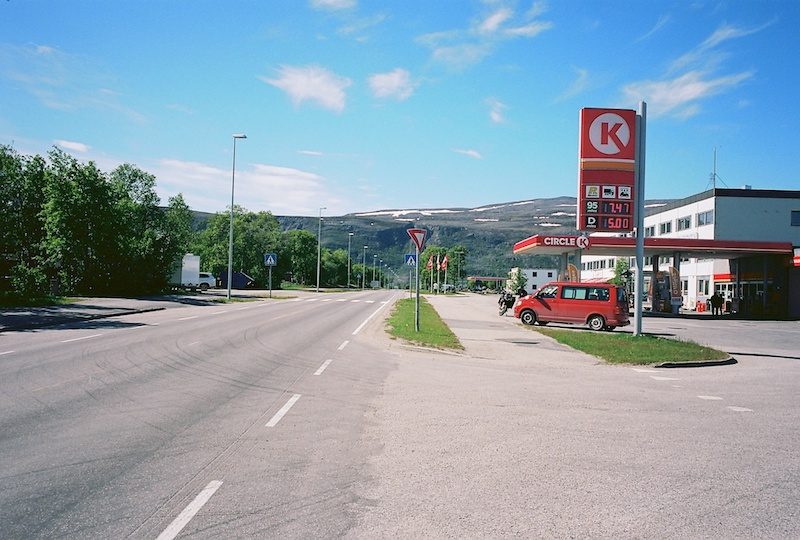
[
  {"left": 379, "top": 259, "right": 383, "bottom": 288},
  {"left": 362, "top": 246, "right": 368, "bottom": 290},
  {"left": 316, "top": 206, "right": 326, "bottom": 293},
  {"left": 373, "top": 254, "right": 377, "bottom": 284},
  {"left": 347, "top": 232, "right": 354, "bottom": 288},
  {"left": 227, "top": 133, "right": 247, "bottom": 301}
]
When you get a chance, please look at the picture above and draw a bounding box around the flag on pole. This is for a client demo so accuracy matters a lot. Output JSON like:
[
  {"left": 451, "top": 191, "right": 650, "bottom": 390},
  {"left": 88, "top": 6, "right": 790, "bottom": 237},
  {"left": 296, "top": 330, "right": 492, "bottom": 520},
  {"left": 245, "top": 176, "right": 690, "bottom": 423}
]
[
  {"left": 440, "top": 255, "right": 449, "bottom": 271},
  {"left": 426, "top": 255, "right": 434, "bottom": 270}
]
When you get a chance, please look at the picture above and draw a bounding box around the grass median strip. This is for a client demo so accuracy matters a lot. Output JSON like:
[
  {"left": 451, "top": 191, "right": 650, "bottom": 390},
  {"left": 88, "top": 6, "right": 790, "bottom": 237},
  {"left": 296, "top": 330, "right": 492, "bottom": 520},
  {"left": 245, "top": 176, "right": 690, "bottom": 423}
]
[
  {"left": 532, "top": 327, "right": 728, "bottom": 365},
  {"left": 386, "top": 297, "right": 463, "bottom": 350}
]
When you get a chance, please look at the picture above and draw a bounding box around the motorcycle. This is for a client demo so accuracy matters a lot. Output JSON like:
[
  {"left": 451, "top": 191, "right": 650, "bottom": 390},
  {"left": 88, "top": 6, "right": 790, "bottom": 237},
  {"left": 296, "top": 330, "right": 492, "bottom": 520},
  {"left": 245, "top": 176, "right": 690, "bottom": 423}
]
[{"left": 498, "top": 291, "right": 516, "bottom": 316}]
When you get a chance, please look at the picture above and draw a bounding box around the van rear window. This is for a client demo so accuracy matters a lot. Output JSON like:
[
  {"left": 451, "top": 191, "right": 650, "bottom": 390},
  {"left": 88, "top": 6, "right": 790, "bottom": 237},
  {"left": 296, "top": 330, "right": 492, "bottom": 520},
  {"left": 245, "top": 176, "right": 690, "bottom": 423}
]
[{"left": 561, "top": 286, "right": 610, "bottom": 301}]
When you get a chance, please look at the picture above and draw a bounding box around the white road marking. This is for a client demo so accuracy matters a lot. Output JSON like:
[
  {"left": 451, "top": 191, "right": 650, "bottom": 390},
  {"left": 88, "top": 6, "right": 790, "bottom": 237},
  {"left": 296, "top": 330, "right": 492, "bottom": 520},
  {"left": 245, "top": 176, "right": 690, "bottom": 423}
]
[
  {"left": 338, "top": 340, "right": 350, "bottom": 350},
  {"left": 306, "top": 299, "right": 318, "bottom": 303},
  {"left": 187, "top": 341, "right": 200, "bottom": 346},
  {"left": 337, "top": 299, "right": 348, "bottom": 302},
  {"left": 350, "top": 300, "right": 360, "bottom": 303},
  {"left": 632, "top": 368, "right": 659, "bottom": 373},
  {"left": 365, "top": 300, "right": 375, "bottom": 304},
  {"left": 314, "top": 359, "right": 334, "bottom": 376},
  {"left": 727, "top": 406, "right": 753, "bottom": 412},
  {"left": 322, "top": 298, "right": 332, "bottom": 302},
  {"left": 650, "top": 376, "right": 680, "bottom": 381},
  {"left": 381, "top": 301, "right": 389, "bottom": 304},
  {"left": 60, "top": 333, "right": 103, "bottom": 344},
  {"left": 671, "top": 385, "right": 683, "bottom": 388},
  {"left": 156, "top": 480, "right": 223, "bottom": 540},
  {"left": 0, "top": 350, "right": 15, "bottom": 356},
  {"left": 210, "top": 310, "right": 228, "bottom": 315},
  {"left": 352, "top": 301, "right": 392, "bottom": 335},
  {"left": 698, "top": 395, "right": 723, "bottom": 400},
  {"left": 266, "top": 394, "right": 301, "bottom": 427},
  {"left": 292, "top": 298, "right": 303, "bottom": 302},
  {"left": 178, "top": 315, "right": 199, "bottom": 321}
]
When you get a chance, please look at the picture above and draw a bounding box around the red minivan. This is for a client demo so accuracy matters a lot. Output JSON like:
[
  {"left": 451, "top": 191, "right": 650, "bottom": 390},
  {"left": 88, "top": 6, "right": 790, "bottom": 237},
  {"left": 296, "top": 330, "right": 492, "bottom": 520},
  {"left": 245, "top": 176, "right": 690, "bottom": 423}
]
[{"left": 513, "top": 281, "right": 630, "bottom": 331}]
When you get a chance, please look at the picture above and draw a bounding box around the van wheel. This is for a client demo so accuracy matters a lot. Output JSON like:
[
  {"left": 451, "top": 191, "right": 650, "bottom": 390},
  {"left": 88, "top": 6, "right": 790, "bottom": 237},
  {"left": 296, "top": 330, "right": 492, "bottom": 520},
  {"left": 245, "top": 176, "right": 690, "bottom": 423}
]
[
  {"left": 520, "top": 310, "right": 536, "bottom": 325},
  {"left": 200, "top": 283, "right": 209, "bottom": 291},
  {"left": 588, "top": 315, "right": 605, "bottom": 331}
]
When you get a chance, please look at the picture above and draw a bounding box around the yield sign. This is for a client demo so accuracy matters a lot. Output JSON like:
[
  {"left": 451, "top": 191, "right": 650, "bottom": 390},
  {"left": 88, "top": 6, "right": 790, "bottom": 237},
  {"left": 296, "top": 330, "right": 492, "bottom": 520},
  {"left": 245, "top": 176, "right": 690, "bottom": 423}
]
[{"left": 406, "top": 228, "right": 426, "bottom": 251}]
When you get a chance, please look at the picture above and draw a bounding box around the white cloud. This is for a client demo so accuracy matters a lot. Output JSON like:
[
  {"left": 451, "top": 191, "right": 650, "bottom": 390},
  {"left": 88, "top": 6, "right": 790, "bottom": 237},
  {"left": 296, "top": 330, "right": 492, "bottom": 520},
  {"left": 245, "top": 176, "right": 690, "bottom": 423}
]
[
  {"left": 298, "top": 150, "right": 324, "bottom": 156},
  {"left": 152, "top": 158, "right": 346, "bottom": 215},
  {"left": 622, "top": 70, "right": 753, "bottom": 118},
  {"left": 432, "top": 43, "right": 494, "bottom": 70},
  {"left": 54, "top": 139, "right": 90, "bottom": 153},
  {"left": 485, "top": 97, "right": 507, "bottom": 123},
  {"left": 478, "top": 8, "right": 513, "bottom": 34},
  {"left": 310, "top": 0, "right": 355, "bottom": 10},
  {"left": 261, "top": 65, "right": 352, "bottom": 113},
  {"left": 556, "top": 67, "right": 588, "bottom": 101},
  {"left": 454, "top": 148, "right": 483, "bottom": 159},
  {"left": 635, "top": 14, "right": 671, "bottom": 43},
  {"left": 670, "top": 21, "right": 774, "bottom": 74},
  {"left": 0, "top": 43, "right": 146, "bottom": 123},
  {"left": 505, "top": 20, "right": 552, "bottom": 37},
  {"left": 368, "top": 68, "right": 416, "bottom": 100}
]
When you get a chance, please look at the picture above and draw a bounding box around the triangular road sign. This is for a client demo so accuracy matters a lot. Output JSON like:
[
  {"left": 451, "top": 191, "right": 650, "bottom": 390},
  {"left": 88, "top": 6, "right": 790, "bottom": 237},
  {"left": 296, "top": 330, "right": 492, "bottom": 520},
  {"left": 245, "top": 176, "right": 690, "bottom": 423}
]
[{"left": 407, "top": 228, "right": 426, "bottom": 251}]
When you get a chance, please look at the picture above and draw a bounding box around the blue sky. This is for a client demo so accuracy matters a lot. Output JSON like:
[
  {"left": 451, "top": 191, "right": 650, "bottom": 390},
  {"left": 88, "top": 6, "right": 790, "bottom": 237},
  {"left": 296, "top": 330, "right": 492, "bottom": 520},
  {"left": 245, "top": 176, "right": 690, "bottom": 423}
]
[{"left": 1, "top": 1, "right": 798, "bottom": 216}]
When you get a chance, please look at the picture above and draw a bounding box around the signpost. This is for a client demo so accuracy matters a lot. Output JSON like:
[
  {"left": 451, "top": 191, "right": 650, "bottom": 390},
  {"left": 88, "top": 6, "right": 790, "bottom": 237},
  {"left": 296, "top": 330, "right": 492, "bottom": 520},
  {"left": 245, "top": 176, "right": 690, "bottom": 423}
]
[
  {"left": 264, "top": 252, "right": 277, "bottom": 298},
  {"left": 405, "top": 253, "right": 416, "bottom": 299},
  {"left": 406, "top": 228, "right": 426, "bottom": 332}
]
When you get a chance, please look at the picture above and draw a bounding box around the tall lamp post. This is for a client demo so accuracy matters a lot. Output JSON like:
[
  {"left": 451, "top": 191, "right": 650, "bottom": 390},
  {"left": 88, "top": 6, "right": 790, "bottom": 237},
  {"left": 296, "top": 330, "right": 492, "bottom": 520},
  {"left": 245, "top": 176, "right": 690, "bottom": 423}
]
[
  {"left": 379, "top": 259, "right": 383, "bottom": 288},
  {"left": 227, "top": 133, "right": 247, "bottom": 301},
  {"left": 347, "top": 232, "right": 354, "bottom": 288},
  {"left": 362, "top": 245, "right": 368, "bottom": 290},
  {"left": 373, "top": 254, "right": 377, "bottom": 284},
  {"left": 316, "top": 206, "right": 326, "bottom": 292}
]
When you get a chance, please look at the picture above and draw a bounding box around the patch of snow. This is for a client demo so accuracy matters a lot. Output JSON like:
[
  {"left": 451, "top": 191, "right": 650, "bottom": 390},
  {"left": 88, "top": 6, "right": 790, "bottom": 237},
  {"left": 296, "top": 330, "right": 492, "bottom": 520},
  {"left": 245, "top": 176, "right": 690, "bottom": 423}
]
[
  {"left": 550, "top": 211, "right": 576, "bottom": 217},
  {"left": 556, "top": 203, "right": 577, "bottom": 207},
  {"left": 539, "top": 223, "right": 561, "bottom": 227},
  {"left": 470, "top": 204, "right": 508, "bottom": 212},
  {"left": 474, "top": 218, "right": 499, "bottom": 222},
  {"left": 644, "top": 203, "right": 668, "bottom": 208},
  {"left": 510, "top": 201, "right": 535, "bottom": 207},
  {"left": 355, "top": 209, "right": 462, "bottom": 218}
]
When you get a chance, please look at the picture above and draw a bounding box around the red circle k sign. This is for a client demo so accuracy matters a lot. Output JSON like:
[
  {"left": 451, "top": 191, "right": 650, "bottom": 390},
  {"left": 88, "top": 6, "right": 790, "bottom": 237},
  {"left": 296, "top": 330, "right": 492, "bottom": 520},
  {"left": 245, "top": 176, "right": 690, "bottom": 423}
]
[{"left": 579, "top": 108, "right": 636, "bottom": 161}]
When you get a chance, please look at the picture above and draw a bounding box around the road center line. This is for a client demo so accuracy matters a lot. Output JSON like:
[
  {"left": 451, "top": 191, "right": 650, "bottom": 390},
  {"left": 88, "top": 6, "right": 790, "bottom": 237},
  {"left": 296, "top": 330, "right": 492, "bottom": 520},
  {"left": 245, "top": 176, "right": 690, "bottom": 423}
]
[
  {"left": 210, "top": 310, "right": 228, "bottom": 315},
  {"left": 352, "top": 300, "right": 392, "bottom": 335},
  {"left": 650, "top": 376, "right": 680, "bottom": 381},
  {"left": 266, "top": 394, "right": 301, "bottom": 427},
  {"left": 727, "top": 406, "right": 753, "bottom": 412},
  {"left": 178, "top": 315, "right": 199, "bottom": 321},
  {"left": 60, "top": 333, "right": 103, "bottom": 344},
  {"left": 336, "top": 299, "right": 348, "bottom": 302},
  {"left": 314, "top": 359, "right": 334, "bottom": 376},
  {"left": 698, "top": 395, "right": 723, "bottom": 400},
  {"left": 0, "top": 350, "right": 15, "bottom": 356},
  {"left": 338, "top": 340, "right": 349, "bottom": 350},
  {"left": 156, "top": 480, "right": 223, "bottom": 540},
  {"left": 632, "top": 368, "right": 659, "bottom": 373}
]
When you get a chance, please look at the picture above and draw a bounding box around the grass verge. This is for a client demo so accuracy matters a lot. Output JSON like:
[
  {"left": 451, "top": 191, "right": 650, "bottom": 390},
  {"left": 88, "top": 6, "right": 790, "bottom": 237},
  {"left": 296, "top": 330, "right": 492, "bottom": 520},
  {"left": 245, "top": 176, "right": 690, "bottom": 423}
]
[
  {"left": 533, "top": 327, "right": 728, "bottom": 365},
  {"left": 386, "top": 297, "right": 463, "bottom": 350}
]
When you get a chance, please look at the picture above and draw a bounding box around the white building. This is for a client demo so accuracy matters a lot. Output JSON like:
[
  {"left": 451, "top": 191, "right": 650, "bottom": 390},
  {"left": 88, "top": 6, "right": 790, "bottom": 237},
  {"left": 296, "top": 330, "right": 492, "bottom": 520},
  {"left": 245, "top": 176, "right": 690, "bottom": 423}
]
[{"left": 580, "top": 188, "right": 800, "bottom": 316}]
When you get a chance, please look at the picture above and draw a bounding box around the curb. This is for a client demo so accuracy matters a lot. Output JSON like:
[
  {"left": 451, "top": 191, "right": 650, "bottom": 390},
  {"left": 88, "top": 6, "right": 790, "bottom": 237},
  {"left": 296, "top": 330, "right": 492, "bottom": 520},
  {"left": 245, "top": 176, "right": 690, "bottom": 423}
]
[
  {"left": 655, "top": 356, "right": 737, "bottom": 368},
  {"left": 0, "top": 307, "right": 166, "bottom": 333}
]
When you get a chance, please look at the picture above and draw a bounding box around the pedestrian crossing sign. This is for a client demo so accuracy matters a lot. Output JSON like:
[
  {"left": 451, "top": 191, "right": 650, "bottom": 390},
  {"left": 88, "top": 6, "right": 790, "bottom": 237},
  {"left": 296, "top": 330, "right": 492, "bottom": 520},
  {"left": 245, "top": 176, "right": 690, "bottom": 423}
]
[
  {"left": 264, "top": 253, "right": 278, "bottom": 266},
  {"left": 404, "top": 254, "right": 417, "bottom": 267}
]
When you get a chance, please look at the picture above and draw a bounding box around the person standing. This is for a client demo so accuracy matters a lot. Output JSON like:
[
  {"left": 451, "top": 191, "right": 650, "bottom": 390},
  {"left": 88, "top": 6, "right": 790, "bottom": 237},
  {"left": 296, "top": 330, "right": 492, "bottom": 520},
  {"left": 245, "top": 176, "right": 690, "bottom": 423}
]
[{"left": 709, "top": 292, "right": 724, "bottom": 315}]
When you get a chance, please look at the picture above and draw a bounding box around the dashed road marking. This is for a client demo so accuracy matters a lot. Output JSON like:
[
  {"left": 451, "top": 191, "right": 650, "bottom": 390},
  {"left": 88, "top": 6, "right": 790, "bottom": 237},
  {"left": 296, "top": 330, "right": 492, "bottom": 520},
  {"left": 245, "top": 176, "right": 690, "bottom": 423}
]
[
  {"left": 321, "top": 298, "right": 332, "bottom": 302},
  {"left": 266, "top": 394, "right": 301, "bottom": 427},
  {"left": 650, "top": 376, "right": 680, "bottom": 381},
  {"left": 365, "top": 300, "right": 375, "bottom": 304},
  {"left": 727, "top": 406, "right": 753, "bottom": 412},
  {"left": 350, "top": 300, "right": 360, "bottom": 303},
  {"left": 0, "top": 350, "right": 15, "bottom": 356},
  {"left": 338, "top": 340, "right": 350, "bottom": 350},
  {"left": 337, "top": 298, "right": 348, "bottom": 302},
  {"left": 210, "top": 310, "right": 228, "bottom": 315},
  {"left": 178, "top": 315, "right": 199, "bottom": 321},
  {"left": 632, "top": 368, "right": 659, "bottom": 373},
  {"left": 305, "top": 299, "right": 318, "bottom": 303},
  {"left": 61, "top": 333, "right": 103, "bottom": 344},
  {"left": 698, "top": 395, "right": 723, "bottom": 400},
  {"left": 156, "top": 480, "right": 223, "bottom": 540},
  {"left": 314, "top": 359, "right": 334, "bottom": 376}
]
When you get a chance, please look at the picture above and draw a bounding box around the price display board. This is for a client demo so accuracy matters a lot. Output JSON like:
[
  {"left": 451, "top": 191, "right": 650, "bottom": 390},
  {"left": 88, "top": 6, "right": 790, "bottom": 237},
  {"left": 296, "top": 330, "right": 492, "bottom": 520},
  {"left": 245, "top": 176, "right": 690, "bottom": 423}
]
[{"left": 578, "top": 108, "right": 636, "bottom": 233}]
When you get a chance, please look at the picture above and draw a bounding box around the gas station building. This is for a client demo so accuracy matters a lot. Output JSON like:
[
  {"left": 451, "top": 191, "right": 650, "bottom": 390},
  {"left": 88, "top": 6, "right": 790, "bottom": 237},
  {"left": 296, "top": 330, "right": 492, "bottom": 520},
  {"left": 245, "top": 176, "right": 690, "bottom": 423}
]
[{"left": 513, "top": 188, "right": 800, "bottom": 318}]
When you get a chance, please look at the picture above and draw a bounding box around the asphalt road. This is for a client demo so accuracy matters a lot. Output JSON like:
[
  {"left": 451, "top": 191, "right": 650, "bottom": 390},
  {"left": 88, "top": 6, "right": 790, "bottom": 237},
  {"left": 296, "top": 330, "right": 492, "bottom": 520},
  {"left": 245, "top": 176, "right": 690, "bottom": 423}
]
[
  {"left": 0, "top": 290, "right": 399, "bottom": 539},
  {"left": 1, "top": 291, "right": 798, "bottom": 539}
]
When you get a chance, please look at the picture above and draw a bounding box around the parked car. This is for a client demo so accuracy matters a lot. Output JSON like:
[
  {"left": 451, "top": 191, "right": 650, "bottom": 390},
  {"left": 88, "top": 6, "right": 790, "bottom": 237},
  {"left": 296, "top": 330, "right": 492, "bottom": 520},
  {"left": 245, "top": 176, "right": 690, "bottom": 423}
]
[
  {"left": 513, "top": 281, "right": 630, "bottom": 331},
  {"left": 198, "top": 272, "right": 216, "bottom": 291}
]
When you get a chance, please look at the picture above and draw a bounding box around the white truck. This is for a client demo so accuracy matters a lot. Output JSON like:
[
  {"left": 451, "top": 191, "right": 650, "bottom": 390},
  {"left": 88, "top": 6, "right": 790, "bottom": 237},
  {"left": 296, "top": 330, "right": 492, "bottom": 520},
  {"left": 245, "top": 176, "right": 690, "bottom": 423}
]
[{"left": 169, "top": 253, "right": 204, "bottom": 290}]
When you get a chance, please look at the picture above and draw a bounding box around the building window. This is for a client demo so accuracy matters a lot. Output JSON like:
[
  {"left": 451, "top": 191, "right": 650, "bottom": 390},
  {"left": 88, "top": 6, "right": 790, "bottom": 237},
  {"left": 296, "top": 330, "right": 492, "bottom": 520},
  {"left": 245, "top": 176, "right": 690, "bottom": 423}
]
[
  {"left": 532, "top": 271, "right": 538, "bottom": 277},
  {"left": 698, "top": 278, "right": 709, "bottom": 296},
  {"left": 547, "top": 271, "right": 553, "bottom": 277},
  {"left": 644, "top": 256, "right": 653, "bottom": 266},
  {"left": 682, "top": 279, "right": 688, "bottom": 294},
  {"left": 677, "top": 216, "right": 691, "bottom": 231},
  {"left": 697, "top": 210, "right": 714, "bottom": 227},
  {"left": 659, "top": 221, "right": 672, "bottom": 235},
  {"left": 644, "top": 226, "right": 655, "bottom": 237},
  {"left": 792, "top": 210, "right": 800, "bottom": 226}
]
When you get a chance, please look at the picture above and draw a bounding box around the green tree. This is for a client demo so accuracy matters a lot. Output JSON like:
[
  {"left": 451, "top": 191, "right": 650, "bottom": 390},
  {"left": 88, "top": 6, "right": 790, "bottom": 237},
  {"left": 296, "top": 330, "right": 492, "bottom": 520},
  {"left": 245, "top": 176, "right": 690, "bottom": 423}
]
[
  {"left": 42, "top": 149, "right": 118, "bottom": 294},
  {"left": 611, "top": 258, "right": 631, "bottom": 286},
  {"left": 321, "top": 248, "right": 348, "bottom": 287},
  {"left": 283, "top": 229, "right": 317, "bottom": 285}
]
